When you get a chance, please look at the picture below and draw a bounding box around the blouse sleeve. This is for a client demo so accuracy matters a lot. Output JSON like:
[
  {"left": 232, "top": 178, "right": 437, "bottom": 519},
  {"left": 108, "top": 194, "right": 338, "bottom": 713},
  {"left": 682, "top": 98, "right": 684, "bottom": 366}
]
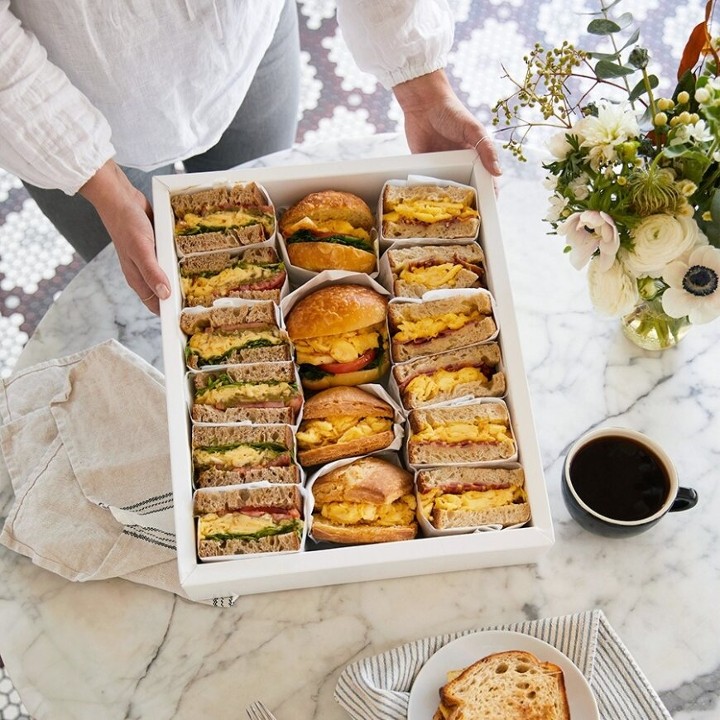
[
  {"left": 0, "top": 1, "right": 115, "bottom": 195},
  {"left": 335, "top": 0, "right": 454, "bottom": 88}
]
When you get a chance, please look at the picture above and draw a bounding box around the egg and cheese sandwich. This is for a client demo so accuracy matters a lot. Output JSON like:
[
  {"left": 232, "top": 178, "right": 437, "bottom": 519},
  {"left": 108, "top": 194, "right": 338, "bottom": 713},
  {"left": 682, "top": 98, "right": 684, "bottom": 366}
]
[
  {"left": 171, "top": 182, "right": 275, "bottom": 255},
  {"left": 191, "top": 361, "right": 302, "bottom": 425},
  {"left": 417, "top": 466, "right": 530, "bottom": 530},
  {"left": 194, "top": 485, "right": 303, "bottom": 558},
  {"left": 192, "top": 424, "right": 299, "bottom": 488},
  {"left": 311, "top": 457, "right": 417, "bottom": 544},
  {"left": 407, "top": 400, "right": 516, "bottom": 465},
  {"left": 382, "top": 184, "right": 480, "bottom": 240},
  {"left": 388, "top": 292, "right": 496, "bottom": 363}
]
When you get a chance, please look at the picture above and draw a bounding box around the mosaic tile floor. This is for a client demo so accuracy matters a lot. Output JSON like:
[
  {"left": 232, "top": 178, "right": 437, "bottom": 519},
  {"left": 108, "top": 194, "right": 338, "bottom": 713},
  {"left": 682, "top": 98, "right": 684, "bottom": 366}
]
[{"left": 0, "top": 1, "right": 702, "bottom": 717}]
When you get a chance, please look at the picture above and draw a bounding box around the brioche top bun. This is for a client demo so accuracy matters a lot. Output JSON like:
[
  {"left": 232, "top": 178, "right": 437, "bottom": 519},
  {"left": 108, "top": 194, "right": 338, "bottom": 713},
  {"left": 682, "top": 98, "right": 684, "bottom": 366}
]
[
  {"left": 280, "top": 190, "right": 375, "bottom": 235},
  {"left": 286, "top": 284, "right": 388, "bottom": 341},
  {"left": 287, "top": 242, "right": 376, "bottom": 273},
  {"left": 302, "top": 385, "right": 394, "bottom": 420}
]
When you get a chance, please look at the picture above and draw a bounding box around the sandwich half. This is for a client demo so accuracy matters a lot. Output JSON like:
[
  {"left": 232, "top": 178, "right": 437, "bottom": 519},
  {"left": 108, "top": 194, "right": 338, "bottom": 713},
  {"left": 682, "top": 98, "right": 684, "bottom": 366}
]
[
  {"left": 191, "top": 361, "right": 302, "bottom": 424},
  {"left": 295, "top": 386, "right": 395, "bottom": 466},
  {"left": 171, "top": 182, "right": 275, "bottom": 254},
  {"left": 433, "top": 650, "right": 570, "bottom": 720},
  {"left": 417, "top": 466, "right": 529, "bottom": 530},
  {"left": 387, "top": 243, "right": 486, "bottom": 298},
  {"left": 180, "top": 302, "right": 291, "bottom": 368},
  {"left": 311, "top": 457, "right": 417, "bottom": 544},
  {"left": 407, "top": 401, "right": 515, "bottom": 465},
  {"left": 194, "top": 484, "right": 303, "bottom": 558},
  {"left": 393, "top": 343, "right": 505, "bottom": 410},
  {"left": 192, "top": 424, "right": 299, "bottom": 487},
  {"left": 382, "top": 184, "right": 480, "bottom": 240},
  {"left": 388, "top": 293, "right": 496, "bottom": 363},
  {"left": 180, "top": 247, "right": 286, "bottom": 307}
]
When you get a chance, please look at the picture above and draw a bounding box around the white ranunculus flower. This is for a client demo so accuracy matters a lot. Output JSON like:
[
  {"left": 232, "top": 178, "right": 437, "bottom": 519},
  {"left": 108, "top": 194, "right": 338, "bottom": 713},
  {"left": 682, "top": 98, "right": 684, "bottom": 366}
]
[
  {"left": 557, "top": 210, "right": 619, "bottom": 271},
  {"left": 547, "top": 131, "right": 578, "bottom": 159},
  {"left": 661, "top": 245, "right": 720, "bottom": 324},
  {"left": 587, "top": 257, "right": 640, "bottom": 316},
  {"left": 568, "top": 173, "right": 590, "bottom": 200},
  {"left": 623, "top": 215, "right": 705, "bottom": 277}
]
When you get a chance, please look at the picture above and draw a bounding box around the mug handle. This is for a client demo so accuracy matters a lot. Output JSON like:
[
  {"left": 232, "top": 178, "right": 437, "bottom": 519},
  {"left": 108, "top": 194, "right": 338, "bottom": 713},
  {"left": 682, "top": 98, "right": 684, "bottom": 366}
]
[{"left": 669, "top": 487, "right": 698, "bottom": 512}]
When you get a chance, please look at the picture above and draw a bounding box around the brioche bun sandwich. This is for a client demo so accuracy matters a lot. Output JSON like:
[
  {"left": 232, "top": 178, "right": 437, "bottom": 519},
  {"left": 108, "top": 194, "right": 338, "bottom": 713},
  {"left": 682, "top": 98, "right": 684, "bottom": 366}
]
[
  {"left": 180, "top": 302, "right": 291, "bottom": 368},
  {"left": 393, "top": 343, "right": 505, "bottom": 410},
  {"left": 279, "top": 190, "right": 376, "bottom": 272},
  {"left": 407, "top": 401, "right": 515, "bottom": 466},
  {"left": 171, "top": 182, "right": 275, "bottom": 255},
  {"left": 285, "top": 283, "right": 390, "bottom": 391},
  {"left": 179, "top": 247, "right": 286, "bottom": 307},
  {"left": 388, "top": 292, "right": 496, "bottom": 363},
  {"left": 310, "top": 457, "right": 417, "bottom": 544},
  {"left": 191, "top": 425, "right": 299, "bottom": 488},
  {"left": 386, "top": 243, "right": 486, "bottom": 298},
  {"left": 382, "top": 184, "right": 480, "bottom": 240},
  {"left": 433, "top": 650, "right": 570, "bottom": 720},
  {"left": 295, "top": 386, "right": 395, "bottom": 466},
  {"left": 194, "top": 485, "right": 303, "bottom": 558},
  {"left": 417, "top": 467, "right": 529, "bottom": 530}
]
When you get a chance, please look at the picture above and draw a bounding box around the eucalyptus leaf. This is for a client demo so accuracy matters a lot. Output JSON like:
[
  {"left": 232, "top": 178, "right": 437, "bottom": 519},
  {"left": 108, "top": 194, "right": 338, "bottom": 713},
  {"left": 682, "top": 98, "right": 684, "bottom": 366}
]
[
  {"left": 628, "top": 74, "right": 658, "bottom": 102},
  {"left": 614, "top": 12, "right": 635, "bottom": 29},
  {"left": 588, "top": 50, "right": 622, "bottom": 61},
  {"left": 595, "top": 59, "right": 636, "bottom": 78},
  {"left": 588, "top": 18, "right": 622, "bottom": 35},
  {"left": 620, "top": 28, "right": 641, "bottom": 50}
]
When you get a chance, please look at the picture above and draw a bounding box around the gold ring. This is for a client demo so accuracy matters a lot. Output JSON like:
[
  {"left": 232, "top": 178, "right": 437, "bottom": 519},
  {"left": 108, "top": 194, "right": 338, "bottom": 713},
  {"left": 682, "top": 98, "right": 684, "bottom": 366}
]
[
  {"left": 474, "top": 137, "right": 491, "bottom": 151},
  {"left": 141, "top": 293, "right": 155, "bottom": 303}
]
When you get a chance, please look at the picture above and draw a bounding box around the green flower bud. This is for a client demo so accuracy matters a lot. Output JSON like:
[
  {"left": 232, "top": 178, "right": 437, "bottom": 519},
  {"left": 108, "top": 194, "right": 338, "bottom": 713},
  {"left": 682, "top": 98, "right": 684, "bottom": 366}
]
[{"left": 628, "top": 47, "right": 649, "bottom": 69}]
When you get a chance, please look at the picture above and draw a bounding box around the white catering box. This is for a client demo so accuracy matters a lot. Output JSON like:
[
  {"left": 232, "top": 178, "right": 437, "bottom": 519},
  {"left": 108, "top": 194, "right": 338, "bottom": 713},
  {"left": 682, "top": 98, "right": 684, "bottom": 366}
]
[{"left": 153, "top": 149, "right": 554, "bottom": 602}]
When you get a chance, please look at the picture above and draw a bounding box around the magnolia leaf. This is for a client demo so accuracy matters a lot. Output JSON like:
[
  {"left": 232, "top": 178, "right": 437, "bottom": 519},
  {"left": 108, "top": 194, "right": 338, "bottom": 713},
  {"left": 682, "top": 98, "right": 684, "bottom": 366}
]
[
  {"left": 587, "top": 18, "right": 621, "bottom": 35},
  {"left": 677, "top": 21, "right": 707, "bottom": 79},
  {"left": 628, "top": 74, "right": 659, "bottom": 102},
  {"left": 710, "top": 188, "right": 720, "bottom": 224},
  {"left": 595, "top": 59, "right": 635, "bottom": 78},
  {"left": 674, "top": 69, "right": 697, "bottom": 104},
  {"left": 703, "top": 219, "right": 720, "bottom": 248}
]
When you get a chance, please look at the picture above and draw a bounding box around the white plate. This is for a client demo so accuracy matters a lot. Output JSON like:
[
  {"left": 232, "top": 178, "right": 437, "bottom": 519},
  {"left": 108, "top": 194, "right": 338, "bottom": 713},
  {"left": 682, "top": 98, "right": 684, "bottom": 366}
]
[{"left": 408, "top": 630, "right": 599, "bottom": 719}]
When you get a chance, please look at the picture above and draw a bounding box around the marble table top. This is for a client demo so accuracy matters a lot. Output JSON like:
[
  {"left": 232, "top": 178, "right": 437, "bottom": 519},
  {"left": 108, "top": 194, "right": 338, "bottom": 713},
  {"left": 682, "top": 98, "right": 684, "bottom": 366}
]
[{"left": 2, "top": 133, "right": 719, "bottom": 720}]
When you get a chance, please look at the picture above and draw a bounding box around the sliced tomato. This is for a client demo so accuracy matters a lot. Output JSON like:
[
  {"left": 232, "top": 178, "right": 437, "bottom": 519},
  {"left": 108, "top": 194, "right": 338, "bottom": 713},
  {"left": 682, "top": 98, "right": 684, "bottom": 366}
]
[{"left": 317, "top": 348, "right": 377, "bottom": 375}]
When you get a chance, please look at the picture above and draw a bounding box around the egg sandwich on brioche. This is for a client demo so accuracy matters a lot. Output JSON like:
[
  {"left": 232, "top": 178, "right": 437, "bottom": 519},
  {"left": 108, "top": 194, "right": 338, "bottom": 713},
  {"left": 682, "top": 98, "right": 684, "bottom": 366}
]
[
  {"left": 417, "top": 466, "right": 529, "bottom": 530},
  {"left": 433, "top": 650, "right": 571, "bottom": 720},
  {"left": 295, "top": 386, "right": 395, "bottom": 466},
  {"left": 279, "top": 190, "right": 377, "bottom": 272},
  {"left": 180, "top": 247, "right": 286, "bottom": 307},
  {"left": 192, "top": 424, "right": 299, "bottom": 488},
  {"left": 180, "top": 302, "right": 291, "bottom": 368},
  {"left": 388, "top": 292, "right": 496, "bottom": 363},
  {"left": 393, "top": 343, "right": 505, "bottom": 410},
  {"left": 191, "top": 361, "right": 302, "bottom": 424},
  {"left": 194, "top": 485, "right": 303, "bottom": 558},
  {"left": 285, "top": 283, "right": 390, "bottom": 391},
  {"left": 171, "top": 182, "right": 275, "bottom": 255},
  {"left": 310, "top": 457, "right": 417, "bottom": 544},
  {"left": 407, "top": 401, "right": 515, "bottom": 466},
  {"left": 387, "top": 243, "right": 486, "bottom": 298},
  {"left": 382, "top": 184, "right": 480, "bottom": 240}
]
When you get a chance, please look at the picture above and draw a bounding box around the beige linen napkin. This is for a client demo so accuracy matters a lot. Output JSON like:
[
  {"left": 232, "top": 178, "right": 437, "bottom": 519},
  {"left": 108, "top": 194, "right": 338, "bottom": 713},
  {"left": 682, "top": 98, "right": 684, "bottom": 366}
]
[
  {"left": 335, "top": 609, "right": 671, "bottom": 719},
  {"left": 0, "top": 339, "right": 235, "bottom": 606}
]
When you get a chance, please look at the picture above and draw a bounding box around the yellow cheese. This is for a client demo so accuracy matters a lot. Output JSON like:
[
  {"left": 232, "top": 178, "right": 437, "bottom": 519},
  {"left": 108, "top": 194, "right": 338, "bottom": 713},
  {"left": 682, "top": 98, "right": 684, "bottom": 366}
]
[
  {"left": 177, "top": 210, "right": 273, "bottom": 235},
  {"left": 383, "top": 198, "right": 479, "bottom": 224},
  {"left": 296, "top": 416, "right": 392, "bottom": 450},
  {"left": 198, "top": 512, "right": 272, "bottom": 539},
  {"left": 188, "top": 330, "right": 282, "bottom": 360},
  {"left": 319, "top": 495, "right": 417, "bottom": 526},
  {"left": 181, "top": 264, "right": 277, "bottom": 305},
  {"left": 294, "top": 325, "right": 382, "bottom": 365},
  {"left": 405, "top": 367, "right": 488, "bottom": 402},
  {"left": 419, "top": 487, "right": 526, "bottom": 518},
  {"left": 399, "top": 263, "right": 464, "bottom": 289},
  {"left": 284, "top": 216, "right": 371, "bottom": 240},
  {"left": 196, "top": 381, "right": 295, "bottom": 406},
  {"left": 394, "top": 310, "right": 481, "bottom": 344},
  {"left": 412, "top": 419, "right": 511, "bottom": 445},
  {"left": 193, "top": 445, "right": 281, "bottom": 469}
]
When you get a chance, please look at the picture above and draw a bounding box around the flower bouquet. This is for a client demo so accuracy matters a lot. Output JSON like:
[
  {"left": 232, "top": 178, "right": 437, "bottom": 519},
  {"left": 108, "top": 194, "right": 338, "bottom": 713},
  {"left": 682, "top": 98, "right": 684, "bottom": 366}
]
[{"left": 492, "top": 0, "right": 720, "bottom": 349}]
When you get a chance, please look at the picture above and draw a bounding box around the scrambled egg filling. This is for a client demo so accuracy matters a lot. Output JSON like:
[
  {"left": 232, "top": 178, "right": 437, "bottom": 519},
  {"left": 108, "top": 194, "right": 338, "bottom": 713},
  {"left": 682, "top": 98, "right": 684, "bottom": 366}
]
[
  {"left": 399, "top": 263, "right": 464, "bottom": 288},
  {"left": 188, "top": 329, "right": 283, "bottom": 360},
  {"left": 194, "top": 444, "right": 284, "bottom": 470},
  {"left": 199, "top": 512, "right": 294, "bottom": 539},
  {"left": 394, "top": 309, "right": 481, "bottom": 344},
  {"left": 319, "top": 495, "right": 417, "bottom": 526},
  {"left": 283, "top": 216, "right": 371, "bottom": 241},
  {"left": 196, "top": 381, "right": 295, "bottom": 406},
  {"left": 294, "top": 325, "right": 383, "bottom": 365},
  {"left": 419, "top": 486, "right": 527, "bottom": 518},
  {"left": 181, "top": 263, "right": 280, "bottom": 305},
  {"left": 383, "top": 198, "right": 478, "bottom": 224},
  {"left": 412, "top": 418, "right": 512, "bottom": 445},
  {"left": 176, "top": 209, "right": 273, "bottom": 235},
  {"left": 296, "top": 416, "right": 392, "bottom": 450},
  {"left": 405, "top": 367, "right": 489, "bottom": 402}
]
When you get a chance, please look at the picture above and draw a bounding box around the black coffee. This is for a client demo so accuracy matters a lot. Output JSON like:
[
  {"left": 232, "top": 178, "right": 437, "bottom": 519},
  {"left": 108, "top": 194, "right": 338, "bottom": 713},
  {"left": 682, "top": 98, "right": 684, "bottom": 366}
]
[{"left": 569, "top": 436, "right": 670, "bottom": 521}]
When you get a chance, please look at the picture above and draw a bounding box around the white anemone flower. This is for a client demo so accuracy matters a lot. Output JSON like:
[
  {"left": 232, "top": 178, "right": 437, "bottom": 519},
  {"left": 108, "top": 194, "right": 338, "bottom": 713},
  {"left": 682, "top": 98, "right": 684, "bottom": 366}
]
[
  {"left": 558, "top": 210, "right": 620, "bottom": 271},
  {"left": 661, "top": 245, "right": 720, "bottom": 324}
]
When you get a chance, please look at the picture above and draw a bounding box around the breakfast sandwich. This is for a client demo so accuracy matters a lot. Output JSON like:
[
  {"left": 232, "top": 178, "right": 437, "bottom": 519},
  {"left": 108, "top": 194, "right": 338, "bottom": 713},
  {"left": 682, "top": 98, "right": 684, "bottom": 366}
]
[
  {"left": 285, "top": 283, "right": 390, "bottom": 391},
  {"left": 279, "top": 190, "right": 377, "bottom": 273},
  {"left": 180, "top": 302, "right": 291, "bottom": 368},
  {"left": 382, "top": 183, "right": 480, "bottom": 240},
  {"left": 311, "top": 457, "right": 417, "bottom": 544},
  {"left": 191, "top": 361, "right": 302, "bottom": 424},
  {"left": 295, "top": 386, "right": 395, "bottom": 466},
  {"left": 393, "top": 343, "right": 505, "bottom": 410},
  {"left": 191, "top": 424, "right": 299, "bottom": 487},
  {"left": 386, "top": 243, "right": 486, "bottom": 298},
  {"left": 179, "top": 246, "right": 286, "bottom": 307},
  {"left": 388, "top": 293, "right": 496, "bottom": 363},
  {"left": 171, "top": 181, "right": 275, "bottom": 255},
  {"left": 416, "top": 466, "right": 530, "bottom": 530},
  {"left": 194, "top": 484, "right": 303, "bottom": 558},
  {"left": 407, "top": 401, "right": 515, "bottom": 466}
]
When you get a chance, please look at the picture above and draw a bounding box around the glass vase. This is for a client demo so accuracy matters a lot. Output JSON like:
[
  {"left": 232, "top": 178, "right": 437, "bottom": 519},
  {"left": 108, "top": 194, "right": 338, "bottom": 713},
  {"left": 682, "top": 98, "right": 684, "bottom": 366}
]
[{"left": 621, "top": 298, "right": 691, "bottom": 350}]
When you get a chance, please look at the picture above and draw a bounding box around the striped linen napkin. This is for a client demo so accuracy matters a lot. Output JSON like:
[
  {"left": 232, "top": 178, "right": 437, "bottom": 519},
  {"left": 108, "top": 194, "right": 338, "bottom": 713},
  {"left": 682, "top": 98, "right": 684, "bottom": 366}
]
[{"left": 335, "top": 609, "right": 671, "bottom": 719}]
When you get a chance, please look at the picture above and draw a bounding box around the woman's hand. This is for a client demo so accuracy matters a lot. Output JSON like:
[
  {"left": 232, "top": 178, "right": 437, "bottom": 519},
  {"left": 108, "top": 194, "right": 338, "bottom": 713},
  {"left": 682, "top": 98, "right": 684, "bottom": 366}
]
[
  {"left": 392, "top": 69, "right": 502, "bottom": 177},
  {"left": 79, "top": 160, "right": 170, "bottom": 314}
]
